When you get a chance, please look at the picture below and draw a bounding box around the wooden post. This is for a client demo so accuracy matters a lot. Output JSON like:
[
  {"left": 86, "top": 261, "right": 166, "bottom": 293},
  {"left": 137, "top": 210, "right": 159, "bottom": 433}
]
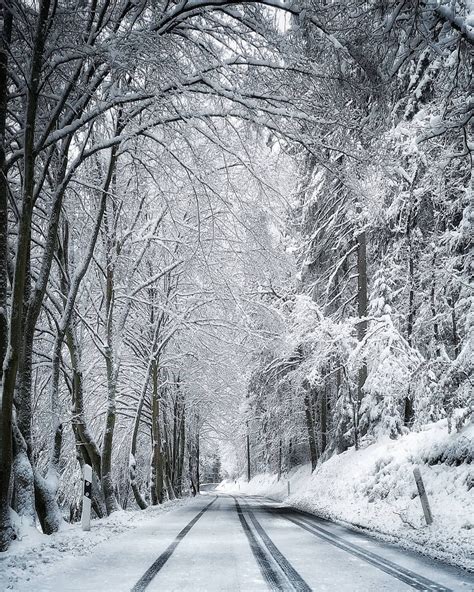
[
  {"left": 413, "top": 467, "right": 433, "bottom": 525},
  {"left": 287, "top": 480, "right": 290, "bottom": 496},
  {"left": 81, "top": 464, "right": 92, "bottom": 531}
]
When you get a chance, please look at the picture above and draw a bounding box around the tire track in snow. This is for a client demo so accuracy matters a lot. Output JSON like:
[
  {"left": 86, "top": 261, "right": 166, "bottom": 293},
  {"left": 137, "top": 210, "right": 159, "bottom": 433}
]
[
  {"left": 234, "top": 497, "right": 311, "bottom": 592},
  {"left": 277, "top": 509, "right": 453, "bottom": 592},
  {"left": 131, "top": 496, "right": 217, "bottom": 592}
]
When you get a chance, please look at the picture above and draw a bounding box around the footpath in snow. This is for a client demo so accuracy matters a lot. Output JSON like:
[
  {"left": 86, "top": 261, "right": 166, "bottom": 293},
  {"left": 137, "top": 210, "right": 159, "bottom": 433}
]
[{"left": 220, "top": 419, "right": 474, "bottom": 571}]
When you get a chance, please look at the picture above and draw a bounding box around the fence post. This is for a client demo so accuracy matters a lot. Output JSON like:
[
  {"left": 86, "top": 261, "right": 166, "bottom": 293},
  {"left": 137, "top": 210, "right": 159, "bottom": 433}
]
[
  {"left": 413, "top": 467, "right": 433, "bottom": 525},
  {"left": 81, "top": 464, "right": 92, "bottom": 531},
  {"left": 287, "top": 480, "right": 290, "bottom": 497}
]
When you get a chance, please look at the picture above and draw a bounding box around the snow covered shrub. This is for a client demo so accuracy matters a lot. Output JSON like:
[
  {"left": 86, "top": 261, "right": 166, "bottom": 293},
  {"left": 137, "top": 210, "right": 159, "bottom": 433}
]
[{"left": 358, "top": 315, "right": 421, "bottom": 439}]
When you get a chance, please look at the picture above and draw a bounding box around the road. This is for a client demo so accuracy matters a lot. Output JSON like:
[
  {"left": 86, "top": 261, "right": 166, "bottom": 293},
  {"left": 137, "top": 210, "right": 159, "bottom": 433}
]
[{"left": 13, "top": 492, "right": 473, "bottom": 591}]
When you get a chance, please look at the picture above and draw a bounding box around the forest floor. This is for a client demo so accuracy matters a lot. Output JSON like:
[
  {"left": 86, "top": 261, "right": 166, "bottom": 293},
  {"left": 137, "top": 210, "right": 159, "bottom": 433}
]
[
  {"left": 220, "top": 419, "right": 474, "bottom": 571},
  {"left": 0, "top": 498, "right": 188, "bottom": 591}
]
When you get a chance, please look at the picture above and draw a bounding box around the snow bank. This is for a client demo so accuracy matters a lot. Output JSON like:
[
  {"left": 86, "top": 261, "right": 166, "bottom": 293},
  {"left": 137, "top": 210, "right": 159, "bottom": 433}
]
[
  {"left": 220, "top": 419, "right": 474, "bottom": 570},
  {"left": 0, "top": 499, "right": 187, "bottom": 590}
]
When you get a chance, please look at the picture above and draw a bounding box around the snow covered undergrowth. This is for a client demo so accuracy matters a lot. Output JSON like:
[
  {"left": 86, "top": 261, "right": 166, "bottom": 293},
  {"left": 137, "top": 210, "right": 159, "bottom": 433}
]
[
  {"left": 220, "top": 419, "right": 474, "bottom": 570},
  {"left": 0, "top": 498, "right": 187, "bottom": 590}
]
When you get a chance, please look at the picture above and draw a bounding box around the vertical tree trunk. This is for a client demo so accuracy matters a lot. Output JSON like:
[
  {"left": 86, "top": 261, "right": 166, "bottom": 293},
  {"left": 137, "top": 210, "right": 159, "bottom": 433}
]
[
  {"left": 304, "top": 392, "right": 318, "bottom": 471},
  {"left": 66, "top": 326, "right": 102, "bottom": 478},
  {"left": 430, "top": 256, "right": 440, "bottom": 357},
  {"left": 0, "top": 5, "right": 10, "bottom": 537},
  {"left": 34, "top": 422, "right": 63, "bottom": 534},
  {"left": 320, "top": 386, "right": 328, "bottom": 455},
  {"left": 0, "top": 1, "right": 50, "bottom": 550},
  {"left": 14, "top": 340, "right": 36, "bottom": 526},
  {"left": 102, "top": 339, "right": 120, "bottom": 514},
  {"left": 99, "top": 136, "right": 124, "bottom": 516},
  {"left": 171, "top": 396, "right": 178, "bottom": 488},
  {"left": 246, "top": 420, "right": 251, "bottom": 482},
  {"left": 162, "top": 397, "right": 176, "bottom": 499},
  {"left": 356, "top": 227, "right": 368, "bottom": 424},
  {"left": 195, "top": 427, "right": 200, "bottom": 493},
  {"left": 177, "top": 397, "right": 185, "bottom": 496},
  {"left": 101, "top": 194, "right": 119, "bottom": 515},
  {"left": 0, "top": 3, "right": 11, "bottom": 381},
  {"left": 404, "top": 209, "right": 415, "bottom": 426},
  {"left": 151, "top": 361, "right": 164, "bottom": 504},
  {"left": 12, "top": 421, "right": 35, "bottom": 527},
  {"left": 277, "top": 438, "right": 282, "bottom": 481},
  {"left": 449, "top": 295, "right": 460, "bottom": 358},
  {"left": 129, "top": 361, "right": 154, "bottom": 510}
]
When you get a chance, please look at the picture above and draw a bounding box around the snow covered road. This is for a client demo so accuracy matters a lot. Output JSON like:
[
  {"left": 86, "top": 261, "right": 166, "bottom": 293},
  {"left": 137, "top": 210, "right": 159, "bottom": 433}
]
[{"left": 6, "top": 492, "right": 473, "bottom": 591}]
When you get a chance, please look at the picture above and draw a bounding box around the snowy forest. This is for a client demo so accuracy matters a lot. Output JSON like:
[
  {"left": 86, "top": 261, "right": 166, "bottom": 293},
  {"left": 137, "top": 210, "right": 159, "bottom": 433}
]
[{"left": 0, "top": 0, "right": 472, "bottom": 555}]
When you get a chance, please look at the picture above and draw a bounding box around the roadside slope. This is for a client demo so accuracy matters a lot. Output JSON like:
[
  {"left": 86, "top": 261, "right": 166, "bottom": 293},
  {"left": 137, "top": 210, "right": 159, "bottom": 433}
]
[{"left": 220, "top": 419, "right": 473, "bottom": 570}]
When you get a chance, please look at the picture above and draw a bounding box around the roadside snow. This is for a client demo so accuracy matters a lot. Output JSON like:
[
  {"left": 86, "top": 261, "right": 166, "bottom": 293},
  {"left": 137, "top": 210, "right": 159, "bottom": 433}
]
[
  {"left": 0, "top": 499, "right": 187, "bottom": 591},
  {"left": 220, "top": 419, "right": 473, "bottom": 570}
]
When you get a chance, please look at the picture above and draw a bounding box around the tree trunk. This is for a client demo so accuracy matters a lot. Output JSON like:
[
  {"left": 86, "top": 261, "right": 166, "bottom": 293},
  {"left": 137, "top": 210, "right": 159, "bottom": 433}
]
[
  {"left": 246, "top": 422, "right": 251, "bottom": 482},
  {"left": 177, "top": 397, "right": 185, "bottom": 496},
  {"left": 304, "top": 392, "right": 318, "bottom": 471},
  {"left": 449, "top": 295, "right": 460, "bottom": 358},
  {"left": 12, "top": 421, "right": 35, "bottom": 527},
  {"left": 151, "top": 361, "right": 164, "bottom": 504},
  {"left": 356, "top": 227, "right": 368, "bottom": 411},
  {"left": 101, "top": 198, "right": 119, "bottom": 515},
  {"left": 14, "top": 339, "right": 36, "bottom": 526},
  {"left": 66, "top": 326, "right": 102, "bottom": 477},
  {"left": 99, "top": 142, "right": 125, "bottom": 516},
  {"left": 34, "top": 424, "right": 63, "bottom": 534},
  {"left": 277, "top": 439, "right": 282, "bottom": 481},
  {"left": 404, "top": 211, "right": 415, "bottom": 426},
  {"left": 0, "top": 1, "right": 50, "bottom": 550},
  {"left": 196, "top": 428, "right": 200, "bottom": 493},
  {"left": 320, "top": 386, "right": 328, "bottom": 455},
  {"left": 129, "top": 374, "right": 150, "bottom": 510}
]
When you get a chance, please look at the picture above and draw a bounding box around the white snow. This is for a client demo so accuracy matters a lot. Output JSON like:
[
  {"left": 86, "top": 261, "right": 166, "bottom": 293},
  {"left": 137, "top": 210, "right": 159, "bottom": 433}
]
[
  {"left": 0, "top": 499, "right": 187, "bottom": 591},
  {"left": 1, "top": 491, "right": 472, "bottom": 591},
  {"left": 220, "top": 419, "right": 474, "bottom": 570}
]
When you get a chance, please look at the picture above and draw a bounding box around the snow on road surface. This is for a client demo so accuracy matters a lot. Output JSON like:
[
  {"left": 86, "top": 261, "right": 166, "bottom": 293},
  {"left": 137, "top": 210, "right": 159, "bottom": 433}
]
[
  {"left": 1, "top": 492, "right": 472, "bottom": 591},
  {"left": 221, "top": 421, "right": 474, "bottom": 570}
]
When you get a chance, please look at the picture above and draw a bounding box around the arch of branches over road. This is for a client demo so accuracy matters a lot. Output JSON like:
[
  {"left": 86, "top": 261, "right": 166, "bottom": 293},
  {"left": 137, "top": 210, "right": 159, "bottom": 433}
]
[{"left": 0, "top": 0, "right": 472, "bottom": 551}]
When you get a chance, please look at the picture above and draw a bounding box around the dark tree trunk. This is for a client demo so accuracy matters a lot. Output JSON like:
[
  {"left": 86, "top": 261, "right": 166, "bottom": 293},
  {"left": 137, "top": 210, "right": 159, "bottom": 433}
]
[
  {"left": 404, "top": 205, "right": 415, "bottom": 427},
  {"left": 0, "top": 1, "right": 51, "bottom": 550},
  {"left": 320, "top": 386, "right": 328, "bottom": 455},
  {"left": 177, "top": 397, "right": 185, "bottom": 496},
  {"left": 357, "top": 228, "right": 368, "bottom": 413},
  {"left": 277, "top": 438, "right": 282, "bottom": 481},
  {"left": 0, "top": 5, "right": 10, "bottom": 532},
  {"left": 151, "top": 361, "right": 164, "bottom": 504},
  {"left": 304, "top": 392, "right": 318, "bottom": 471}
]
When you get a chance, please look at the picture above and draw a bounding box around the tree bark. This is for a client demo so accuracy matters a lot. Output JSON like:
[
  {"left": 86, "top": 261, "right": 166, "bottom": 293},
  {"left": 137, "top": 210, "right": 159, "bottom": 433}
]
[
  {"left": 404, "top": 204, "right": 415, "bottom": 426},
  {"left": 320, "top": 386, "right": 328, "bottom": 455},
  {"left": 176, "top": 396, "right": 185, "bottom": 496},
  {"left": 356, "top": 228, "right": 368, "bottom": 407},
  {"left": 151, "top": 361, "right": 164, "bottom": 504},
  {"left": 12, "top": 421, "right": 35, "bottom": 527},
  {"left": 304, "top": 392, "right": 318, "bottom": 471},
  {"left": 0, "top": 1, "right": 50, "bottom": 550},
  {"left": 99, "top": 133, "right": 123, "bottom": 516}
]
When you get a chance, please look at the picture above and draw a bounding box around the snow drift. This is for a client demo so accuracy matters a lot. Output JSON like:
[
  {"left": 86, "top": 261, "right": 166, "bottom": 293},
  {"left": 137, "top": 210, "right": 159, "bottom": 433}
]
[{"left": 220, "top": 419, "right": 474, "bottom": 570}]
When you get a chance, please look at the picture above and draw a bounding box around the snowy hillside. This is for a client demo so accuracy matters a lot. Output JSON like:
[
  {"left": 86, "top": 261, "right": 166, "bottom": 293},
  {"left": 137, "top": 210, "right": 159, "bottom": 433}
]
[{"left": 220, "top": 419, "right": 474, "bottom": 570}]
